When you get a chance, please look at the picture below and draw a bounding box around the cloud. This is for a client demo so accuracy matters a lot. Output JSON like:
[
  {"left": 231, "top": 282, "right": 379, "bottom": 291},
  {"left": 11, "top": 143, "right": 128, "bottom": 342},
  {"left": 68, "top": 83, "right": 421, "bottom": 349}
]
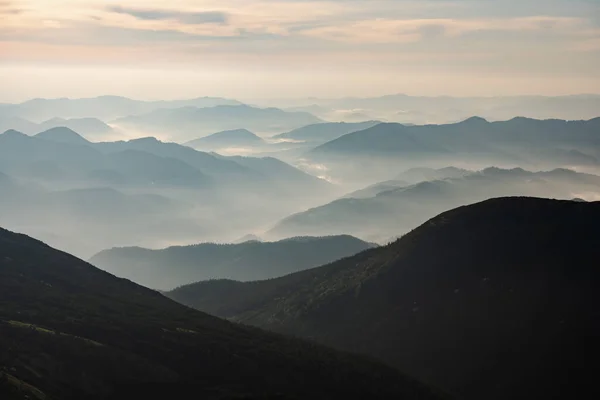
[
  {"left": 0, "top": 0, "right": 22, "bottom": 14},
  {"left": 300, "top": 16, "right": 587, "bottom": 44},
  {"left": 107, "top": 5, "right": 228, "bottom": 25}
]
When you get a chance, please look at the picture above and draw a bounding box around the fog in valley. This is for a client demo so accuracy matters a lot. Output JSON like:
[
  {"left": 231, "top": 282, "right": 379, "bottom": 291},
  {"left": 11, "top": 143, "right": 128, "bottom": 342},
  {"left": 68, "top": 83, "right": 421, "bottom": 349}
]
[{"left": 1, "top": 95, "right": 600, "bottom": 263}]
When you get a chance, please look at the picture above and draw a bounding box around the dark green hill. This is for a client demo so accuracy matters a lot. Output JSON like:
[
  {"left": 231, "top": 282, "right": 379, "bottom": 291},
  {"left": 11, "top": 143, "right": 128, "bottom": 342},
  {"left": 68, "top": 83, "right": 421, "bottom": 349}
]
[
  {"left": 0, "top": 227, "right": 445, "bottom": 400},
  {"left": 167, "top": 197, "right": 600, "bottom": 400},
  {"left": 90, "top": 235, "right": 374, "bottom": 290}
]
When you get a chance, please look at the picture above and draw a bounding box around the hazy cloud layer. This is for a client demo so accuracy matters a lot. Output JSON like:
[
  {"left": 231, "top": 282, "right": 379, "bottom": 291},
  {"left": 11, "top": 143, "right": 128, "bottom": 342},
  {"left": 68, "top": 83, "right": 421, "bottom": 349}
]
[
  {"left": 107, "top": 6, "right": 228, "bottom": 25},
  {"left": 0, "top": 0, "right": 599, "bottom": 99}
]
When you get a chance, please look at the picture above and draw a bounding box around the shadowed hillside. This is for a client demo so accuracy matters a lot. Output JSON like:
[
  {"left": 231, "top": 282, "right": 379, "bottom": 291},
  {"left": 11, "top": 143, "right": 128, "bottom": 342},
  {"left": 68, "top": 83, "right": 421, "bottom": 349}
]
[
  {"left": 0, "top": 227, "right": 446, "bottom": 400},
  {"left": 168, "top": 197, "right": 600, "bottom": 400},
  {"left": 90, "top": 235, "right": 374, "bottom": 290}
]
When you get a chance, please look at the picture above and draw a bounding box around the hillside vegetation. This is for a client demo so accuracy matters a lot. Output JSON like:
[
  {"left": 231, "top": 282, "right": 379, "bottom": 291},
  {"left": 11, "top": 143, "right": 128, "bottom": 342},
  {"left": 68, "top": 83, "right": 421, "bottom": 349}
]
[{"left": 0, "top": 227, "right": 446, "bottom": 400}]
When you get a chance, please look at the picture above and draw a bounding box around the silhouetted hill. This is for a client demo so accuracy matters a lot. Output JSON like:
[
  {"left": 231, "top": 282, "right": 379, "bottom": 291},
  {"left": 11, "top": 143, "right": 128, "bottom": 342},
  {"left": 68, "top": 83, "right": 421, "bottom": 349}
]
[
  {"left": 35, "top": 127, "right": 91, "bottom": 145},
  {"left": 0, "top": 227, "right": 443, "bottom": 400},
  {"left": 167, "top": 197, "right": 600, "bottom": 400},
  {"left": 274, "top": 121, "right": 379, "bottom": 144},
  {"left": 113, "top": 105, "right": 323, "bottom": 140},
  {"left": 268, "top": 167, "right": 600, "bottom": 242},
  {"left": 185, "top": 129, "right": 264, "bottom": 149},
  {"left": 90, "top": 235, "right": 374, "bottom": 290}
]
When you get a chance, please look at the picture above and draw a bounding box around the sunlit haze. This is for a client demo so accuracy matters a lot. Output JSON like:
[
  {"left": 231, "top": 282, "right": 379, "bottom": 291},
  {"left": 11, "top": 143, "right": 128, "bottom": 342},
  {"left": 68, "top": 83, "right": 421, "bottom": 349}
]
[{"left": 1, "top": 0, "right": 599, "bottom": 101}]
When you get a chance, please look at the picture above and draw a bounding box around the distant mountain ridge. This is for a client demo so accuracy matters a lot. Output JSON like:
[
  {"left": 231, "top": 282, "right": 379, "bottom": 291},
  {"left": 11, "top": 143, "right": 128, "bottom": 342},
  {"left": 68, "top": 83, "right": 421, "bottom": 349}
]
[
  {"left": 281, "top": 93, "right": 600, "bottom": 123},
  {"left": 0, "top": 128, "right": 334, "bottom": 257},
  {"left": 113, "top": 104, "right": 323, "bottom": 141},
  {"left": 167, "top": 197, "right": 600, "bottom": 400},
  {"left": 310, "top": 117, "right": 600, "bottom": 159},
  {"left": 0, "top": 95, "right": 243, "bottom": 122},
  {"left": 268, "top": 166, "right": 600, "bottom": 242},
  {"left": 274, "top": 121, "right": 380, "bottom": 144},
  {"left": 1, "top": 128, "right": 327, "bottom": 190},
  {"left": 185, "top": 129, "right": 264, "bottom": 149},
  {"left": 0, "top": 116, "right": 113, "bottom": 138},
  {"left": 90, "top": 235, "right": 375, "bottom": 290}
]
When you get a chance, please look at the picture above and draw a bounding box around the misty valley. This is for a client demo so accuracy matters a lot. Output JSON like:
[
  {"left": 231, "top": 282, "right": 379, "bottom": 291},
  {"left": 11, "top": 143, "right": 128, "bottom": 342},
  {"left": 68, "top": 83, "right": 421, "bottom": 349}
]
[{"left": 1, "top": 92, "right": 599, "bottom": 400}]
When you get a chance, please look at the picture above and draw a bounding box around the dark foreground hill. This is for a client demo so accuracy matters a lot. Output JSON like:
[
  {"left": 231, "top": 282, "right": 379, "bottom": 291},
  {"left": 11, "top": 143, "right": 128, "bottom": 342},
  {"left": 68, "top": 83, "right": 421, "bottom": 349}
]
[
  {"left": 0, "top": 227, "right": 445, "bottom": 400},
  {"left": 90, "top": 235, "right": 374, "bottom": 290},
  {"left": 167, "top": 197, "right": 600, "bottom": 400}
]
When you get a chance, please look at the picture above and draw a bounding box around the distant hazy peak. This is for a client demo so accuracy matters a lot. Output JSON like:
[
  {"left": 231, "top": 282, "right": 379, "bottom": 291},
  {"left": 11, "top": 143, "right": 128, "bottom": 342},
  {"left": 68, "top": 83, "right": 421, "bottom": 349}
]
[
  {"left": 186, "top": 128, "right": 264, "bottom": 147},
  {"left": 35, "top": 126, "right": 90, "bottom": 145},
  {"left": 459, "top": 116, "right": 489, "bottom": 124},
  {"left": 1, "top": 129, "right": 28, "bottom": 138},
  {"left": 128, "top": 136, "right": 161, "bottom": 144}
]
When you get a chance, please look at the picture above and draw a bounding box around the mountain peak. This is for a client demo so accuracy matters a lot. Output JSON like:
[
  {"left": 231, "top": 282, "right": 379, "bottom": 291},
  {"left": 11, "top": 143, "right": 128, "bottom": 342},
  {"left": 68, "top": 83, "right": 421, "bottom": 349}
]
[
  {"left": 1, "top": 129, "right": 28, "bottom": 138},
  {"left": 128, "top": 136, "right": 161, "bottom": 144},
  {"left": 460, "top": 116, "right": 488, "bottom": 124},
  {"left": 35, "top": 126, "right": 90, "bottom": 145},
  {"left": 186, "top": 128, "right": 264, "bottom": 148}
]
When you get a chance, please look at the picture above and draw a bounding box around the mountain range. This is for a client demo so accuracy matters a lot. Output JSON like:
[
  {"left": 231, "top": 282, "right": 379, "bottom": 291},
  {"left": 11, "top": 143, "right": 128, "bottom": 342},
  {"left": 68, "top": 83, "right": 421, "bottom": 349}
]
[
  {"left": 1, "top": 127, "right": 330, "bottom": 191},
  {"left": 267, "top": 166, "right": 600, "bottom": 242},
  {"left": 112, "top": 104, "right": 323, "bottom": 141},
  {"left": 273, "top": 121, "right": 380, "bottom": 144},
  {"left": 167, "top": 197, "right": 600, "bottom": 400},
  {"left": 304, "top": 117, "right": 600, "bottom": 185},
  {"left": 0, "top": 116, "right": 114, "bottom": 139},
  {"left": 311, "top": 117, "right": 600, "bottom": 158},
  {"left": 90, "top": 235, "right": 374, "bottom": 290},
  {"left": 266, "top": 93, "right": 600, "bottom": 124},
  {"left": 0, "top": 128, "right": 336, "bottom": 257},
  {"left": 0, "top": 95, "right": 243, "bottom": 122},
  {"left": 0, "top": 226, "right": 444, "bottom": 400}
]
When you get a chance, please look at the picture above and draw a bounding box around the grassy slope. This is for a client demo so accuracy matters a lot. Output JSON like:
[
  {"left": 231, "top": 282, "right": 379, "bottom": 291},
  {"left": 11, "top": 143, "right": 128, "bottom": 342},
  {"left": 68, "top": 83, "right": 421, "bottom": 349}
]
[{"left": 0, "top": 227, "right": 446, "bottom": 400}]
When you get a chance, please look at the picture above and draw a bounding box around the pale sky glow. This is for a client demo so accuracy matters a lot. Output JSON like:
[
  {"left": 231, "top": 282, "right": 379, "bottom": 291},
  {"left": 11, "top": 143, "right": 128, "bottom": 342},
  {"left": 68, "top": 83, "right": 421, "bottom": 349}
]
[{"left": 0, "top": 0, "right": 599, "bottom": 101}]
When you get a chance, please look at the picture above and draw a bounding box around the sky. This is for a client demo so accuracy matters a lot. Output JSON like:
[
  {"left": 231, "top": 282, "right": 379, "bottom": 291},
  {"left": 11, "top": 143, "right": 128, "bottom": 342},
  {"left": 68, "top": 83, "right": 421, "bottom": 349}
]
[{"left": 0, "top": 0, "right": 599, "bottom": 102}]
